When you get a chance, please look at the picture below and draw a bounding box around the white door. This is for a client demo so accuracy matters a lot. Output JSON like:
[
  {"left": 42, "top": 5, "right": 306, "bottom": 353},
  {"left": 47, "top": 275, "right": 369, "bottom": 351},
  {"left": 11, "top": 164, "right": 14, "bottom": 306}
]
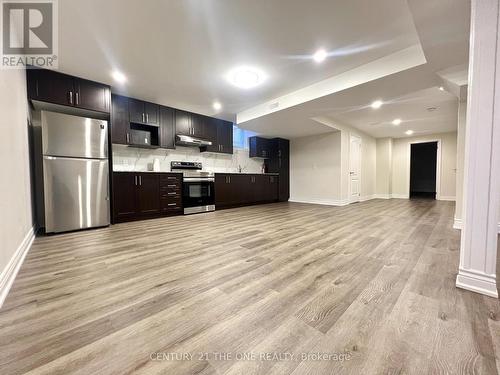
[{"left": 349, "top": 135, "right": 361, "bottom": 203}]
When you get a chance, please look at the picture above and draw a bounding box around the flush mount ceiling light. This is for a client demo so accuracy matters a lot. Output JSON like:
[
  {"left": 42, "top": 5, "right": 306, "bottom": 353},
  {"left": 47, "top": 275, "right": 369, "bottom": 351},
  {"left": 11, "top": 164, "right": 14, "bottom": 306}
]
[
  {"left": 313, "top": 49, "right": 328, "bottom": 63},
  {"left": 405, "top": 130, "right": 414, "bottom": 135},
  {"left": 392, "top": 118, "right": 402, "bottom": 126},
  {"left": 213, "top": 101, "right": 222, "bottom": 111},
  {"left": 226, "top": 66, "right": 266, "bottom": 89},
  {"left": 371, "top": 100, "right": 383, "bottom": 109},
  {"left": 439, "top": 86, "right": 444, "bottom": 91},
  {"left": 111, "top": 70, "right": 127, "bottom": 84}
]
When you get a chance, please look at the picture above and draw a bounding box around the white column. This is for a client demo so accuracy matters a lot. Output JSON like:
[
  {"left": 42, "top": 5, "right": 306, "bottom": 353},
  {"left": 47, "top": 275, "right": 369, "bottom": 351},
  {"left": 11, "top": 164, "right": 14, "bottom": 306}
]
[{"left": 456, "top": 0, "right": 500, "bottom": 298}]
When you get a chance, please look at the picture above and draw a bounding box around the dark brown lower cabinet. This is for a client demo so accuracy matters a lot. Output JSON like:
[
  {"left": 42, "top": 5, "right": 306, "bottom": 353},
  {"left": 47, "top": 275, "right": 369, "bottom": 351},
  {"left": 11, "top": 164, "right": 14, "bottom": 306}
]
[
  {"left": 113, "top": 172, "right": 182, "bottom": 223},
  {"left": 215, "top": 174, "right": 279, "bottom": 209}
]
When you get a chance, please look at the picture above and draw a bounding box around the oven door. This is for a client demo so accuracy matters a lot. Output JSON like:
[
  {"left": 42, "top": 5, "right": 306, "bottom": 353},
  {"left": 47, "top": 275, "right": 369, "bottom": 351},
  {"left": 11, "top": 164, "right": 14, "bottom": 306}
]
[{"left": 182, "top": 179, "right": 215, "bottom": 211}]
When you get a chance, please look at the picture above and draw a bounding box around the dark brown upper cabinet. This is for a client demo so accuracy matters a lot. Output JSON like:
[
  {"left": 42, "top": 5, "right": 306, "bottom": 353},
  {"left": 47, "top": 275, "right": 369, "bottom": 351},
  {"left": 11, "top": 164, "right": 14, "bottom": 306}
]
[
  {"left": 249, "top": 136, "right": 272, "bottom": 158},
  {"left": 159, "top": 106, "right": 175, "bottom": 149},
  {"left": 27, "top": 68, "right": 110, "bottom": 113},
  {"left": 111, "top": 94, "right": 130, "bottom": 145},
  {"left": 128, "top": 98, "right": 159, "bottom": 126},
  {"left": 174, "top": 109, "right": 192, "bottom": 136},
  {"left": 201, "top": 118, "right": 233, "bottom": 154}
]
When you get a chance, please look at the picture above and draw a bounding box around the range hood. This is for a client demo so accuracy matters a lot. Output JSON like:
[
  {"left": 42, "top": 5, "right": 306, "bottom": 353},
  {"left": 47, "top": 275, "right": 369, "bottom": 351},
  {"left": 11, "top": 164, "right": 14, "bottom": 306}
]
[{"left": 176, "top": 134, "right": 212, "bottom": 147}]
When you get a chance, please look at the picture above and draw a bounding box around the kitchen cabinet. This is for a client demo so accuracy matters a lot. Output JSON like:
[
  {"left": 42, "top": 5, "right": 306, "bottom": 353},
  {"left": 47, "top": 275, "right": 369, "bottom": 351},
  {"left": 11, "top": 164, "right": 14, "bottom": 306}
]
[
  {"left": 174, "top": 109, "right": 192, "bottom": 136},
  {"left": 136, "top": 173, "right": 161, "bottom": 215},
  {"left": 111, "top": 95, "right": 130, "bottom": 145},
  {"left": 159, "top": 106, "right": 175, "bottom": 149},
  {"left": 249, "top": 136, "right": 272, "bottom": 158},
  {"left": 215, "top": 173, "right": 279, "bottom": 209},
  {"left": 27, "top": 68, "right": 110, "bottom": 113},
  {"left": 266, "top": 138, "right": 290, "bottom": 202},
  {"left": 112, "top": 172, "right": 182, "bottom": 223},
  {"left": 129, "top": 99, "right": 159, "bottom": 126},
  {"left": 175, "top": 111, "right": 209, "bottom": 139},
  {"left": 201, "top": 118, "right": 233, "bottom": 154}
]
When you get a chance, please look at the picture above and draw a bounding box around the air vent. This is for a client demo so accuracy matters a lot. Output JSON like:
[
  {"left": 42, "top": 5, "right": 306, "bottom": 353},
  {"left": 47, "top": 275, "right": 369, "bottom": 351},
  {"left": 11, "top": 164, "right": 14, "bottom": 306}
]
[
  {"left": 427, "top": 107, "right": 438, "bottom": 112},
  {"left": 269, "top": 102, "right": 279, "bottom": 110}
]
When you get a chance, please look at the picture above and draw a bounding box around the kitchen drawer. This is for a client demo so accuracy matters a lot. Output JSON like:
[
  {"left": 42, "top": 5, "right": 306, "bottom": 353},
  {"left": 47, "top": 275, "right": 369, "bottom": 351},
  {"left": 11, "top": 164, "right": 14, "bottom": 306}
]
[
  {"left": 161, "top": 199, "right": 182, "bottom": 211},
  {"left": 159, "top": 174, "right": 182, "bottom": 184},
  {"left": 160, "top": 191, "right": 181, "bottom": 199},
  {"left": 160, "top": 182, "right": 182, "bottom": 191}
]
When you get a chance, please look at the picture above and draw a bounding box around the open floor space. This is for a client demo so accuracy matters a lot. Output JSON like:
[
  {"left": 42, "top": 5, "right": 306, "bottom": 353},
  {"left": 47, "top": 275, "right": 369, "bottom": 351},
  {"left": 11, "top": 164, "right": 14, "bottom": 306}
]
[{"left": 1, "top": 200, "right": 499, "bottom": 374}]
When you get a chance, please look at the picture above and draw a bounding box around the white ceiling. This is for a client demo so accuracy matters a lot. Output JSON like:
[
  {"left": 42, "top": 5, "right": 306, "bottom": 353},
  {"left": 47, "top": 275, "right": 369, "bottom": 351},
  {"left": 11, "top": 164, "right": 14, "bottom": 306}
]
[
  {"left": 58, "top": 0, "right": 420, "bottom": 121},
  {"left": 322, "top": 87, "right": 458, "bottom": 138},
  {"left": 56, "top": 0, "right": 470, "bottom": 139}
]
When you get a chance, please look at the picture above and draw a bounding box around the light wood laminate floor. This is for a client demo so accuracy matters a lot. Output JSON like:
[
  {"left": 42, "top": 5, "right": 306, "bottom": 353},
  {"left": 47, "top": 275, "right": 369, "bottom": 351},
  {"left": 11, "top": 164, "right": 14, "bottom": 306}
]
[{"left": 1, "top": 199, "right": 499, "bottom": 375}]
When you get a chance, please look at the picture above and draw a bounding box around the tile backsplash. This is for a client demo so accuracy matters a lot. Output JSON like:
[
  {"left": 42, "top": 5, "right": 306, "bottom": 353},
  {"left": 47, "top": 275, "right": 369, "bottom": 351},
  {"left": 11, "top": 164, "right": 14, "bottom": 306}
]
[{"left": 112, "top": 144, "right": 265, "bottom": 173}]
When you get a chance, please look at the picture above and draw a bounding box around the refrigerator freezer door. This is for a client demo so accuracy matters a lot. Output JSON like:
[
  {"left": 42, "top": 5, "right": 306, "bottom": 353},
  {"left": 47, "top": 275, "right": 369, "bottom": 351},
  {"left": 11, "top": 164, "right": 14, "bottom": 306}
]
[
  {"left": 42, "top": 111, "right": 108, "bottom": 159},
  {"left": 43, "top": 156, "right": 110, "bottom": 233}
]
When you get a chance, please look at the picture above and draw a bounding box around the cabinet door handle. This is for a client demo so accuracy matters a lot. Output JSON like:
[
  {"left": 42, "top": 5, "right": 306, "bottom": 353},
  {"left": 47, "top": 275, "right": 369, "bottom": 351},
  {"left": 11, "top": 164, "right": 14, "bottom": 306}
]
[
  {"left": 146, "top": 113, "right": 149, "bottom": 123},
  {"left": 134, "top": 175, "right": 137, "bottom": 186},
  {"left": 68, "top": 91, "right": 73, "bottom": 105},
  {"left": 167, "top": 192, "right": 176, "bottom": 196},
  {"left": 167, "top": 176, "right": 177, "bottom": 180},
  {"left": 75, "top": 92, "right": 79, "bottom": 105},
  {"left": 126, "top": 133, "right": 130, "bottom": 144},
  {"left": 167, "top": 203, "right": 176, "bottom": 206},
  {"left": 167, "top": 184, "right": 177, "bottom": 188},
  {"left": 139, "top": 176, "right": 142, "bottom": 185}
]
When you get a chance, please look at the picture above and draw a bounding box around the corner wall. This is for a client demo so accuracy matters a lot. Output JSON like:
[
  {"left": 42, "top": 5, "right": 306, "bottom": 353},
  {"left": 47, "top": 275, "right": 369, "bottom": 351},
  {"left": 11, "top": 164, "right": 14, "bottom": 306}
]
[
  {"left": 0, "top": 69, "right": 35, "bottom": 307},
  {"left": 290, "top": 132, "right": 342, "bottom": 204}
]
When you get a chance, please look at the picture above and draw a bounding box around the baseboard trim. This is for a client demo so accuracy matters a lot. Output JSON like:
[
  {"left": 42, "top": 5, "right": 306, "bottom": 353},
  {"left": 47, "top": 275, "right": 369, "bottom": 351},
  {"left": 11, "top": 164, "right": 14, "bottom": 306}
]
[
  {"left": 452, "top": 218, "right": 500, "bottom": 233},
  {"left": 391, "top": 194, "right": 410, "bottom": 199},
  {"left": 374, "top": 194, "right": 392, "bottom": 199},
  {"left": 0, "top": 227, "right": 35, "bottom": 309},
  {"left": 439, "top": 196, "right": 456, "bottom": 201},
  {"left": 289, "top": 198, "right": 350, "bottom": 206},
  {"left": 456, "top": 268, "right": 498, "bottom": 298},
  {"left": 359, "top": 195, "right": 376, "bottom": 202}
]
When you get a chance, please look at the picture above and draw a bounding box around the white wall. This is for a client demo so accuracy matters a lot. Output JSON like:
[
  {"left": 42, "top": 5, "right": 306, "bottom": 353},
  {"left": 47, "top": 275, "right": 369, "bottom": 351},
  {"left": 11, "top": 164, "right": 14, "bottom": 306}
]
[
  {"left": 455, "top": 102, "right": 467, "bottom": 222},
  {"left": 0, "top": 70, "right": 34, "bottom": 286},
  {"left": 391, "top": 132, "right": 458, "bottom": 199},
  {"left": 376, "top": 138, "right": 393, "bottom": 197},
  {"left": 290, "top": 132, "right": 342, "bottom": 204}
]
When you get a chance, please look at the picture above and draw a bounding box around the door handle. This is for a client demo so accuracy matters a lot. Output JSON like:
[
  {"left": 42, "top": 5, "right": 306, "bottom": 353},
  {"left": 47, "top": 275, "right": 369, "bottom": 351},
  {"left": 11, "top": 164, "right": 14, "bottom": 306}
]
[
  {"left": 68, "top": 91, "right": 73, "bottom": 105},
  {"left": 75, "top": 92, "right": 79, "bottom": 105}
]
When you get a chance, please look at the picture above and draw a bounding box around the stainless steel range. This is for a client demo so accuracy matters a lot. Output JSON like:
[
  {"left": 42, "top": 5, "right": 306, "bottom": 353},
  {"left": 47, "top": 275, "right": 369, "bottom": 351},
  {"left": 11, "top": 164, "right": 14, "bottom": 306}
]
[{"left": 171, "top": 161, "right": 215, "bottom": 215}]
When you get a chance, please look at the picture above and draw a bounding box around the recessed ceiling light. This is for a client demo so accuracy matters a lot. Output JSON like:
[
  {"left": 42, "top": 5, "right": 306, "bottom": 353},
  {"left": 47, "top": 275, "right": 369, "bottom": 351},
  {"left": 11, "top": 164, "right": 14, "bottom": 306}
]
[
  {"left": 112, "top": 71, "right": 127, "bottom": 84},
  {"left": 213, "top": 101, "right": 222, "bottom": 111},
  {"left": 226, "top": 66, "right": 266, "bottom": 89},
  {"left": 392, "top": 118, "right": 402, "bottom": 126},
  {"left": 313, "top": 49, "right": 328, "bottom": 63},
  {"left": 405, "top": 130, "right": 414, "bottom": 135},
  {"left": 371, "top": 100, "right": 383, "bottom": 109},
  {"left": 439, "top": 86, "right": 444, "bottom": 91}
]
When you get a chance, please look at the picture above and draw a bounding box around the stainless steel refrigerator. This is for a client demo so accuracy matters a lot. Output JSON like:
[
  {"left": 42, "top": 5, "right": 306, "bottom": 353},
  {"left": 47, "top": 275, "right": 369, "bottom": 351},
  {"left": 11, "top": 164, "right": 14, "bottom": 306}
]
[{"left": 41, "top": 111, "right": 110, "bottom": 233}]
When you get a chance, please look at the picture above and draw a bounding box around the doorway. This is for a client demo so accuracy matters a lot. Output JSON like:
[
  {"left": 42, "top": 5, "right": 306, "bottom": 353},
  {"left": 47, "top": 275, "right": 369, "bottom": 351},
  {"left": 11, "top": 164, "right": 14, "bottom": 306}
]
[
  {"left": 349, "top": 135, "right": 361, "bottom": 203},
  {"left": 409, "top": 141, "right": 438, "bottom": 199}
]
